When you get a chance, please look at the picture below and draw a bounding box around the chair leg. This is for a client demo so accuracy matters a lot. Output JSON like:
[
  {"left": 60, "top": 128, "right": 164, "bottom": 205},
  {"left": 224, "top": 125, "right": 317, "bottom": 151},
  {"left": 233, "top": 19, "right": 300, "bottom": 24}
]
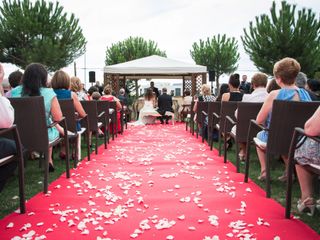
[
  {"left": 191, "top": 121, "right": 194, "bottom": 135},
  {"left": 285, "top": 156, "right": 295, "bottom": 218},
  {"left": 244, "top": 143, "right": 251, "bottom": 183},
  {"left": 17, "top": 152, "right": 26, "bottom": 213},
  {"left": 111, "top": 123, "right": 115, "bottom": 140},
  {"left": 235, "top": 141, "right": 240, "bottom": 173},
  {"left": 65, "top": 139, "right": 70, "bottom": 179},
  {"left": 218, "top": 129, "right": 222, "bottom": 156},
  {"left": 104, "top": 128, "right": 107, "bottom": 149},
  {"left": 86, "top": 131, "right": 90, "bottom": 161},
  {"left": 266, "top": 153, "right": 272, "bottom": 198},
  {"left": 223, "top": 134, "right": 227, "bottom": 163},
  {"left": 43, "top": 151, "right": 49, "bottom": 193},
  {"left": 95, "top": 131, "right": 98, "bottom": 154}
]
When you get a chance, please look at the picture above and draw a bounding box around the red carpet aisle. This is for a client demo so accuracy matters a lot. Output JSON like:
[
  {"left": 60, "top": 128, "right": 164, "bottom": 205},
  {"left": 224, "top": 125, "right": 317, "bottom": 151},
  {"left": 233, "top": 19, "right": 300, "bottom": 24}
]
[{"left": 0, "top": 124, "right": 318, "bottom": 240}]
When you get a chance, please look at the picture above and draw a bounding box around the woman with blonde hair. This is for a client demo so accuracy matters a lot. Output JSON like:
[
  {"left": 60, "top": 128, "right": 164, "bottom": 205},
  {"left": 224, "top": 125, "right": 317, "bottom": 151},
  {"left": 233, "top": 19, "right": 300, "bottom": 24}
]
[
  {"left": 70, "top": 76, "right": 88, "bottom": 101},
  {"left": 193, "top": 84, "right": 215, "bottom": 112}
]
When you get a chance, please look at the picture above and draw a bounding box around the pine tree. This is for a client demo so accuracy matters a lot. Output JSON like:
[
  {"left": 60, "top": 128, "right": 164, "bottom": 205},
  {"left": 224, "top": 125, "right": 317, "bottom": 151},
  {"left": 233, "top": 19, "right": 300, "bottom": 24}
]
[
  {"left": 190, "top": 34, "right": 239, "bottom": 90},
  {"left": 0, "top": 0, "right": 86, "bottom": 71},
  {"left": 105, "top": 36, "right": 166, "bottom": 65},
  {"left": 105, "top": 36, "right": 166, "bottom": 96},
  {"left": 242, "top": 1, "right": 320, "bottom": 76}
]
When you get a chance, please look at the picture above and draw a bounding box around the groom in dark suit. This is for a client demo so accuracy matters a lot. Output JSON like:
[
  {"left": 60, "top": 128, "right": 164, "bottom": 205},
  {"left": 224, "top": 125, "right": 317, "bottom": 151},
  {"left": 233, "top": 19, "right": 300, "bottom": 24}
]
[{"left": 157, "top": 87, "right": 173, "bottom": 124}]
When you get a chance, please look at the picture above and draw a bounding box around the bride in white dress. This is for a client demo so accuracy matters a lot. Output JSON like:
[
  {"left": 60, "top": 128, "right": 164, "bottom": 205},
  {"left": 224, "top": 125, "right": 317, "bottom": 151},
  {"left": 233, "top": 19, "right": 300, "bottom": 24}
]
[{"left": 132, "top": 88, "right": 161, "bottom": 125}]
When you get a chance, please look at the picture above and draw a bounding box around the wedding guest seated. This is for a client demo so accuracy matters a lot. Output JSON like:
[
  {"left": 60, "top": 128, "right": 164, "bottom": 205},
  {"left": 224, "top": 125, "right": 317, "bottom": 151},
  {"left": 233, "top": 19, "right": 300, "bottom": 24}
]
[
  {"left": 51, "top": 70, "right": 87, "bottom": 159},
  {"left": 70, "top": 76, "right": 89, "bottom": 101},
  {"left": 221, "top": 74, "right": 243, "bottom": 102},
  {"left": 193, "top": 84, "right": 215, "bottom": 139},
  {"left": 306, "top": 79, "right": 320, "bottom": 100},
  {"left": 0, "top": 63, "right": 18, "bottom": 191},
  {"left": 193, "top": 84, "right": 215, "bottom": 112},
  {"left": 92, "top": 91, "right": 101, "bottom": 100},
  {"left": 255, "top": 57, "right": 311, "bottom": 181},
  {"left": 295, "top": 72, "right": 319, "bottom": 101},
  {"left": 87, "top": 86, "right": 99, "bottom": 100},
  {"left": 178, "top": 90, "right": 193, "bottom": 121},
  {"left": 158, "top": 87, "right": 174, "bottom": 124},
  {"left": 215, "top": 83, "right": 229, "bottom": 102},
  {"left": 267, "top": 78, "right": 281, "bottom": 93},
  {"left": 11, "top": 63, "right": 63, "bottom": 172},
  {"left": 101, "top": 85, "right": 122, "bottom": 132},
  {"left": 294, "top": 106, "right": 320, "bottom": 216},
  {"left": 5, "top": 70, "right": 23, "bottom": 98},
  {"left": 233, "top": 72, "right": 268, "bottom": 160}
]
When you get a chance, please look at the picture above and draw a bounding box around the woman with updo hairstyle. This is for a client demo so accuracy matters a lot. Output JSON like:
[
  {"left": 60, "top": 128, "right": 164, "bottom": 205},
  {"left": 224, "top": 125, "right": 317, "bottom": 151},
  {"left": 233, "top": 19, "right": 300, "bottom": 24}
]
[
  {"left": 193, "top": 84, "right": 215, "bottom": 112},
  {"left": 221, "top": 74, "right": 243, "bottom": 102},
  {"left": 11, "top": 63, "right": 63, "bottom": 172},
  {"left": 70, "top": 76, "right": 89, "bottom": 101}
]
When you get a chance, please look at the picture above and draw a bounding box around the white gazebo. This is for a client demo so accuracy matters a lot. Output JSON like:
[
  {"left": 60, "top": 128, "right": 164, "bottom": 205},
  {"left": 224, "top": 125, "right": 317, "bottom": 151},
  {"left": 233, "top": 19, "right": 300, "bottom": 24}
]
[{"left": 104, "top": 55, "right": 207, "bottom": 96}]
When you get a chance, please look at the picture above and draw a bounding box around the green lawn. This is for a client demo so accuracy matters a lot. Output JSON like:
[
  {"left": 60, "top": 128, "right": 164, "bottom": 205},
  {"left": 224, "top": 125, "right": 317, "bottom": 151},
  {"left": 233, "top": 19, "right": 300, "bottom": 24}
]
[
  {"left": 211, "top": 141, "right": 320, "bottom": 233},
  {"left": 0, "top": 134, "right": 319, "bottom": 234}
]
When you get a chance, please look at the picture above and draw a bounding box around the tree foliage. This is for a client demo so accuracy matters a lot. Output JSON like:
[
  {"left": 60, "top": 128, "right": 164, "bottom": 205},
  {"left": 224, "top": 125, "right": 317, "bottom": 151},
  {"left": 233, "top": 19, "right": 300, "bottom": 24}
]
[
  {"left": 105, "top": 36, "right": 166, "bottom": 97},
  {"left": 242, "top": 1, "right": 320, "bottom": 76},
  {"left": 0, "top": 0, "right": 86, "bottom": 71},
  {"left": 190, "top": 34, "right": 240, "bottom": 89},
  {"left": 105, "top": 36, "right": 166, "bottom": 65}
]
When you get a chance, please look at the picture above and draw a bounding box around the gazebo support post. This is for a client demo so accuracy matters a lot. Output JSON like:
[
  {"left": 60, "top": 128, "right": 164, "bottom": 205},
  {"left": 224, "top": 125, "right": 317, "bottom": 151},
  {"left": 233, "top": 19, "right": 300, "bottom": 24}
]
[
  {"left": 191, "top": 74, "right": 196, "bottom": 97},
  {"left": 182, "top": 76, "right": 185, "bottom": 96}
]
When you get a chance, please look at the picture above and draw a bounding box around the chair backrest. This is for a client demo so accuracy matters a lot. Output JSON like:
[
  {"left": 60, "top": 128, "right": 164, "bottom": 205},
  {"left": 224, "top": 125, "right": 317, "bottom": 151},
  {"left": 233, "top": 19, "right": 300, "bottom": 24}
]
[
  {"left": 267, "top": 100, "right": 320, "bottom": 155},
  {"left": 58, "top": 99, "right": 78, "bottom": 133},
  {"left": 9, "top": 96, "right": 49, "bottom": 152},
  {"left": 208, "top": 101, "right": 221, "bottom": 129},
  {"left": 236, "top": 102, "right": 263, "bottom": 142},
  {"left": 196, "top": 101, "right": 209, "bottom": 124},
  {"left": 219, "top": 101, "right": 238, "bottom": 131},
  {"left": 109, "top": 101, "right": 117, "bottom": 122},
  {"left": 97, "top": 100, "right": 110, "bottom": 123},
  {"left": 81, "top": 101, "right": 98, "bottom": 131}
]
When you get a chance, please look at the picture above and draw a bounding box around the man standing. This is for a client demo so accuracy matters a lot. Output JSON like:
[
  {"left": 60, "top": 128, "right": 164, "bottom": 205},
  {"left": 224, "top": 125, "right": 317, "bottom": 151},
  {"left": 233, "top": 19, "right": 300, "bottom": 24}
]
[
  {"left": 150, "top": 81, "right": 159, "bottom": 98},
  {"left": 157, "top": 87, "right": 173, "bottom": 124},
  {"left": 239, "top": 74, "right": 251, "bottom": 94}
]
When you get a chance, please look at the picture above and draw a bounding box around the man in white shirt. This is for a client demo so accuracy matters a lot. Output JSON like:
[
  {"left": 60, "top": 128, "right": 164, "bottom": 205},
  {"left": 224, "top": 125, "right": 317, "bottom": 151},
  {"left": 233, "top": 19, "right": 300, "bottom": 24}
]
[
  {"left": 0, "top": 63, "right": 18, "bottom": 192},
  {"left": 241, "top": 73, "right": 268, "bottom": 102},
  {"left": 233, "top": 72, "right": 268, "bottom": 160}
]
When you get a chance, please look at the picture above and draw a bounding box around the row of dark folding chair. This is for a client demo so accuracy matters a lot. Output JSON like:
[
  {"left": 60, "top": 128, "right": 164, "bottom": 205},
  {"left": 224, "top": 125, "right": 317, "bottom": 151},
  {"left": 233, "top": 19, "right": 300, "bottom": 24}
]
[
  {"left": 58, "top": 99, "right": 90, "bottom": 166},
  {"left": 195, "top": 102, "right": 209, "bottom": 140},
  {"left": 9, "top": 96, "right": 70, "bottom": 194},
  {"left": 224, "top": 102, "right": 263, "bottom": 172},
  {"left": 285, "top": 127, "right": 320, "bottom": 218},
  {"left": 187, "top": 99, "right": 320, "bottom": 218},
  {"left": 186, "top": 101, "right": 196, "bottom": 135},
  {"left": 0, "top": 125, "right": 25, "bottom": 213},
  {"left": 244, "top": 100, "right": 320, "bottom": 198}
]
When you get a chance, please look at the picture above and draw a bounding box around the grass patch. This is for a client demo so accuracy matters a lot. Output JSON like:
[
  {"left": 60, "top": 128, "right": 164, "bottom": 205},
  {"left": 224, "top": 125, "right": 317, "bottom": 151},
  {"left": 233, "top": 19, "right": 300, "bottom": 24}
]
[
  {"left": 211, "top": 141, "right": 320, "bottom": 233},
  {"left": 0, "top": 137, "right": 104, "bottom": 219}
]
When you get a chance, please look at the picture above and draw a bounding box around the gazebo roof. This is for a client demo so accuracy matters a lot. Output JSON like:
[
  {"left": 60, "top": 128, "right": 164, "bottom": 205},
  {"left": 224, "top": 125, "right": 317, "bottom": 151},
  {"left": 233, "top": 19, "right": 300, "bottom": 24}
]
[{"left": 104, "top": 55, "right": 207, "bottom": 76}]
